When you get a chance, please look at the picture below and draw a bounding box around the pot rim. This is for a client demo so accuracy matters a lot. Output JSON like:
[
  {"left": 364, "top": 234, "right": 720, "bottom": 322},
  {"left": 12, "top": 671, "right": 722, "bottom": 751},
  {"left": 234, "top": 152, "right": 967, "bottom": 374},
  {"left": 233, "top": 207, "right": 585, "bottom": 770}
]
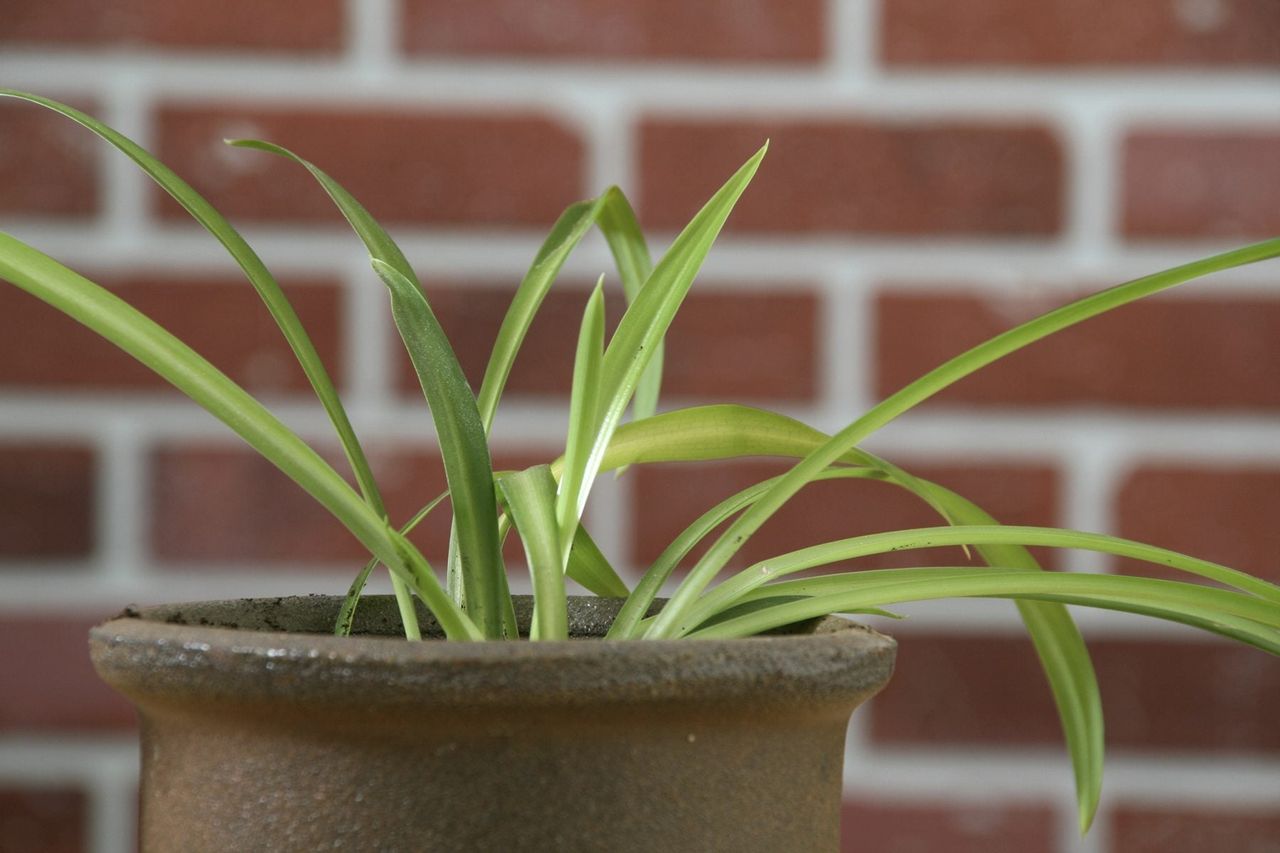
[{"left": 90, "top": 595, "right": 896, "bottom": 712}]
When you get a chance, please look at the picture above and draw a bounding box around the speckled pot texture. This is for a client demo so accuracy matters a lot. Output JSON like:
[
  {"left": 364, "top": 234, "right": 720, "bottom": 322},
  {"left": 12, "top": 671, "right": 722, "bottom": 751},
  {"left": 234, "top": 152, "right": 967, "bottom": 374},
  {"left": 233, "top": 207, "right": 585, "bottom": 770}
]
[{"left": 90, "top": 595, "right": 896, "bottom": 853}]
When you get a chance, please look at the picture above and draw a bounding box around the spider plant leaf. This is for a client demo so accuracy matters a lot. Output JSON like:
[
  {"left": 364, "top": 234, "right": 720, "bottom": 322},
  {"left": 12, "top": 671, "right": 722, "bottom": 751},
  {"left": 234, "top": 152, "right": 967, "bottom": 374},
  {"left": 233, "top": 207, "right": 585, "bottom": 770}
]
[
  {"left": 565, "top": 523, "right": 630, "bottom": 598},
  {"left": 335, "top": 489, "right": 452, "bottom": 636},
  {"left": 233, "top": 138, "right": 516, "bottom": 639},
  {"left": 231, "top": 138, "right": 487, "bottom": 626},
  {"left": 498, "top": 466, "right": 569, "bottom": 641},
  {"left": 0, "top": 232, "right": 478, "bottom": 640},
  {"left": 581, "top": 404, "right": 873, "bottom": 473},
  {"left": 228, "top": 139, "right": 418, "bottom": 278},
  {"left": 476, "top": 187, "right": 656, "bottom": 433},
  {"left": 0, "top": 94, "right": 376, "bottom": 504},
  {"left": 372, "top": 259, "right": 510, "bottom": 639},
  {"left": 652, "top": 236, "right": 1280, "bottom": 648},
  {"left": 476, "top": 197, "right": 604, "bottom": 430},
  {"left": 897, "top": 481, "right": 1104, "bottom": 836},
  {"left": 721, "top": 573, "right": 1272, "bottom": 651},
  {"left": 688, "top": 524, "right": 1280, "bottom": 630},
  {"left": 576, "top": 145, "right": 766, "bottom": 527},
  {"left": 556, "top": 403, "right": 960, "bottom": 534},
  {"left": 386, "top": 482, "right": 629, "bottom": 599},
  {"left": 605, "top": 466, "right": 885, "bottom": 640},
  {"left": 595, "top": 188, "right": 660, "bottom": 429},
  {"left": 693, "top": 595, "right": 903, "bottom": 629},
  {"left": 607, "top": 405, "right": 1106, "bottom": 833},
  {"left": 990, "top": 595, "right": 1279, "bottom": 650},
  {"left": 688, "top": 570, "right": 1280, "bottom": 653},
  {"left": 0, "top": 91, "right": 420, "bottom": 638},
  {"left": 556, "top": 278, "right": 606, "bottom": 568},
  {"left": 459, "top": 187, "right": 656, "bottom": 602},
  {"left": 640, "top": 235, "right": 1269, "bottom": 824}
]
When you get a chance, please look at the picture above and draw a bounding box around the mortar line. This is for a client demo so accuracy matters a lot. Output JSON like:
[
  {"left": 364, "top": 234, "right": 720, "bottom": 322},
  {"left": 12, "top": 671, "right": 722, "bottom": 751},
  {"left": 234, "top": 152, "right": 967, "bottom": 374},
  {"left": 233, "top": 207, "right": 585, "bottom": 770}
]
[
  {"left": 95, "top": 419, "right": 146, "bottom": 580},
  {"left": 828, "top": 0, "right": 881, "bottom": 89},
  {"left": 345, "top": 0, "right": 397, "bottom": 81},
  {"left": 100, "top": 71, "right": 150, "bottom": 251}
]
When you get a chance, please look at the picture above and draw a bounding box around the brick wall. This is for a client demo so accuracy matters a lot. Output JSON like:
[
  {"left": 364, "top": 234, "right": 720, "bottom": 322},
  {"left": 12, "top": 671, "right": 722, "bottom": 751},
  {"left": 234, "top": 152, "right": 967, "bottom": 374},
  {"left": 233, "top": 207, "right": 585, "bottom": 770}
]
[{"left": 2, "top": 2, "right": 1278, "bottom": 851}]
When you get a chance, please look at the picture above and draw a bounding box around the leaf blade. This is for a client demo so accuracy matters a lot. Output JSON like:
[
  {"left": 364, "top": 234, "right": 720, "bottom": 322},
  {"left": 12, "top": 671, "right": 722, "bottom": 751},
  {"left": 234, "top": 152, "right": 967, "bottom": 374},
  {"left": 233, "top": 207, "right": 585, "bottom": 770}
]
[
  {"left": 556, "top": 279, "right": 606, "bottom": 567},
  {"left": 688, "top": 571, "right": 1280, "bottom": 650},
  {"left": 0, "top": 91, "right": 422, "bottom": 638},
  {"left": 577, "top": 145, "right": 767, "bottom": 525},
  {"left": 565, "top": 524, "right": 630, "bottom": 598},
  {"left": 0, "top": 231, "right": 478, "bottom": 640},
  {"left": 498, "top": 466, "right": 569, "bottom": 641},
  {"left": 651, "top": 236, "right": 1280, "bottom": 645},
  {"left": 595, "top": 188, "right": 661, "bottom": 425},
  {"left": 373, "top": 259, "right": 509, "bottom": 639}
]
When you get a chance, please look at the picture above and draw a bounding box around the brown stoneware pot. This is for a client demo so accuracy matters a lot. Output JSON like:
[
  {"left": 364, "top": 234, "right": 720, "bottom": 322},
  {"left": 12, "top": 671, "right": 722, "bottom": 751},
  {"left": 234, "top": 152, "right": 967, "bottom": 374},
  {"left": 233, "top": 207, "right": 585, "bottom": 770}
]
[{"left": 90, "top": 595, "right": 895, "bottom": 852}]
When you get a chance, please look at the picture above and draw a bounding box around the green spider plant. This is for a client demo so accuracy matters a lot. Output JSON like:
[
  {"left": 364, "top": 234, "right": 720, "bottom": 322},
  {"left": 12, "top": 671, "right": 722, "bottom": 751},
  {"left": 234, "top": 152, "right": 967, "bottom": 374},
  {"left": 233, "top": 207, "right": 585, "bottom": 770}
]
[{"left": 1, "top": 90, "right": 1277, "bottom": 833}]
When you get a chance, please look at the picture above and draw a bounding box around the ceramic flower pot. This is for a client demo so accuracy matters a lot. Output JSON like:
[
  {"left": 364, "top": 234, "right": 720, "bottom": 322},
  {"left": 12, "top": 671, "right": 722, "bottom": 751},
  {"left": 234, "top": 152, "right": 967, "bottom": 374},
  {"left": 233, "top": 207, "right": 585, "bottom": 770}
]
[{"left": 90, "top": 595, "right": 895, "bottom": 852}]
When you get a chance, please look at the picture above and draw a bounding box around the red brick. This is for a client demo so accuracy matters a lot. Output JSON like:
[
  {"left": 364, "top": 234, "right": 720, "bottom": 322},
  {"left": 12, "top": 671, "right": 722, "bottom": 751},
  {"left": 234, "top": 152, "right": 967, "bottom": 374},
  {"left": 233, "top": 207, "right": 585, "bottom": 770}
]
[
  {"left": 0, "top": 788, "right": 86, "bottom": 853},
  {"left": 402, "top": 0, "right": 824, "bottom": 64},
  {"left": 875, "top": 291, "right": 1280, "bottom": 410},
  {"left": 1111, "top": 804, "right": 1280, "bottom": 853},
  {"left": 3, "top": 0, "right": 344, "bottom": 53},
  {"left": 841, "top": 800, "right": 1055, "bottom": 853},
  {"left": 0, "top": 446, "right": 95, "bottom": 560},
  {"left": 869, "top": 635, "right": 1280, "bottom": 752},
  {"left": 0, "top": 276, "right": 343, "bottom": 396},
  {"left": 1123, "top": 131, "right": 1280, "bottom": 238},
  {"left": 630, "top": 459, "right": 1060, "bottom": 571},
  {"left": 399, "top": 282, "right": 818, "bottom": 403},
  {"left": 150, "top": 444, "right": 557, "bottom": 566},
  {"left": 154, "top": 105, "right": 585, "bottom": 227},
  {"left": 1115, "top": 466, "right": 1280, "bottom": 584},
  {"left": 882, "top": 0, "right": 1280, "bottom": 67},
  {"left": 0, "top": 99, "right": 98, "bottom": 217},
  {"left": 0, "top": 616, "right": 134, "bottom": 732},
  {"left": 639, "top": 119, "right": 1063, "bottom": 236}
]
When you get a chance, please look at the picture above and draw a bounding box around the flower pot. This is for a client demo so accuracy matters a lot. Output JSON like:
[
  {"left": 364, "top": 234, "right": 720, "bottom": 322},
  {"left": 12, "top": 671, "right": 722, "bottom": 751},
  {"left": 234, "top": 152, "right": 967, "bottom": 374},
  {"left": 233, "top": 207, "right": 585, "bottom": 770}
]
[{"left": 90, "top": 595, "right": 895, "bottom": 852}]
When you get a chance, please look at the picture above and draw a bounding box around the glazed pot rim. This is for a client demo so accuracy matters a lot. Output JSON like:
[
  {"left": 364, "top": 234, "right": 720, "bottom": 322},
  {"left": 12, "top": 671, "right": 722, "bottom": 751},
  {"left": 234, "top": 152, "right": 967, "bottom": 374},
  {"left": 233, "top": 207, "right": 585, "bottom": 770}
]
[{"left": 89, "top": 595, "right": 896, "bottom": 711}]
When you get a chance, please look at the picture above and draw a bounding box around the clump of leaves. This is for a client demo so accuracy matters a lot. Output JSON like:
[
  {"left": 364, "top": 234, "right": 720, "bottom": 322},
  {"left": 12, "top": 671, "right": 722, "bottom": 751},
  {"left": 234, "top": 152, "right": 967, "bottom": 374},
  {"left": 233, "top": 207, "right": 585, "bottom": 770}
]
[{"left": 1, "top": 91, "right": 1276, "bottom": 832}]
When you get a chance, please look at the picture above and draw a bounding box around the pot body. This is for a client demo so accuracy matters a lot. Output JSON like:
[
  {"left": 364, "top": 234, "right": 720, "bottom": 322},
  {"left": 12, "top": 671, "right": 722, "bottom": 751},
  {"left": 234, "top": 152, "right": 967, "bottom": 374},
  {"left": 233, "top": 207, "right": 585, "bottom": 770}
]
[{"left": 90, "top": 595, "right": 895, "bottom": 852}]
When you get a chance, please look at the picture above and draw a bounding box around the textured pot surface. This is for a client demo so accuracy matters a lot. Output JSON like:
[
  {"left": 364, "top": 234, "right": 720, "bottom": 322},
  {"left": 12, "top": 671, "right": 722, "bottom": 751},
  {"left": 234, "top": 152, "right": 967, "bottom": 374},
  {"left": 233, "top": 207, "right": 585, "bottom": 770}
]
[{"left": 91, "top": 595, "right": 895, "bottom": 853}]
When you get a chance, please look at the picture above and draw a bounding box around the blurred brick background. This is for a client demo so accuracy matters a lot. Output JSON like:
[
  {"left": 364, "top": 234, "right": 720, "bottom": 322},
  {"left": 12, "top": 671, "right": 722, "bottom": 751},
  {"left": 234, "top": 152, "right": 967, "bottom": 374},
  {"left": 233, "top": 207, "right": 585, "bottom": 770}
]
[{"left": 2, "top": 1, "right": 1279, "bottom": 851}]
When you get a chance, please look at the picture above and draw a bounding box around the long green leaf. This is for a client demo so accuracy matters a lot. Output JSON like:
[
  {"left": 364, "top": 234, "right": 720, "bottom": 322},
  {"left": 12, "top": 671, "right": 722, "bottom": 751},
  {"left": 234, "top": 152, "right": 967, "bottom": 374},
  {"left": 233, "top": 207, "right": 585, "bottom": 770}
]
[
  {"left": 605, "top": 466, "right": 885, "bottom": 640},
  {"left": 0, "top": 91, "right": 420, "bottom": 639},
  {"left": 575, "top": 145, "right": 767, "bottom": 538},
  {"left": 373, "top": 260, "right": 510, "bottom": 639},
  {"left": 233, "top": 138, "right": 483, "bottom": 621},
  {"left": 595, "top": 188, "right": 661, "bottom": 426},
  {"left": 684, "top": 524, "right": 1280, "bottom": 630},
  {"left": 584, "top": 403, "right": 866, "bottom": 472},
  {"left": 721, "top": 572, "right": 1276, "bottom": 652},
  {"left": 476, "top": 197, "right": 601, "bottom": 429},
  {"left": 687, "top": 571, "right": 1280, "bottom": 653},
  {"left": 335, "top": 489, "right": 451, "bottom": 636},
  {"left": 452, "top": 188, "right": 654, "bottom": 607},
  {"left": 653, "top": 237, "right": 1280, "bottom": 640},
  {"left": 0, "top": 94, "right": 376, "bottom": 506},
  {"left": 556, "top": 279, "right": 606, "bottom": 568},
  {"left": 358, "top": 479, "right": 630, "bottom": 602},
  {"left": 644, "top": 240, "right": 1280, "bottom": 832},
  {"left": 581, "top": 403, "right": 1104, "bottom": 833},
  {"left": 566, "top": 524, "right": 630, "bottom": 598},
  {"left": 235, "top": 138, "right": 515, "bottom": 639},
  {"left": 475, "top": 187, "right": 656, "bottom": 432},
  {"left": 229, "top": 139, "right": 417, "bottom": 278},
  {"left": 0, "top": 232, "right": 479, "bottom": 640},
  {"left": 876, "top": 481, "right": 1105, "bottom": 835},
  {"left": 498, "top": 466, "right": 569, "bottom": 640}
]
